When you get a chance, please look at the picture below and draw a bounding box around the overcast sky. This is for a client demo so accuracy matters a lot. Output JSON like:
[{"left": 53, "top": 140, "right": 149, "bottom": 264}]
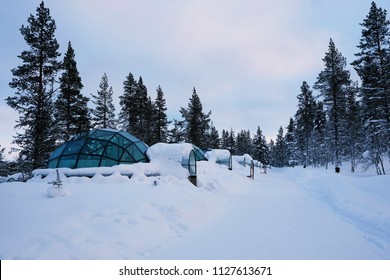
[{"left": 0, "top": 0, "right": 389, "bottom": 158}]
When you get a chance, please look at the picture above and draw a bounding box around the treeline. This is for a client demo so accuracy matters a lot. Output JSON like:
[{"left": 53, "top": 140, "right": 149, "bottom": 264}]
[
  {"left": 2, "top": 1, "right": 390, "bottom": 176},
  {"left": 269, "top": 2, "right": 390, "bottom": 175}
]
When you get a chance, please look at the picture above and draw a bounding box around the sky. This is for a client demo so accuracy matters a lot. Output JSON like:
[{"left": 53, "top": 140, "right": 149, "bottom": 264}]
[{"left": 1, "top": 0, "right": 389, "bottom": 159}]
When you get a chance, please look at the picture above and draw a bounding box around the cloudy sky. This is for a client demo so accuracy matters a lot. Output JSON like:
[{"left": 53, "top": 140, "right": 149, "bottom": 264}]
[{"left": 0, "top": 0, "right": 389, "bottom": 158}]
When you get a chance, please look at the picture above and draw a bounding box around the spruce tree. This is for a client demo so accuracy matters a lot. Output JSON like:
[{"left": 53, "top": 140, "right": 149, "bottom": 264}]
[
  {"left": 345, "top": 82, "right": 364, "bottom": 172},
  {"left": 253, "top": 126, "right": 269, "bottom": 165},
  {"left": 118, "top": 73, "right": 137, "bottom": 134},
  {"left": 54, "top": 41, "right": 90, "bottom": 143},
  {"left": 312, "top": 101, "right": 328, "bottom": 167},
  {"left": 91, "top": 73, "right": 116, "bottom": 129},
  {"left": 152, "top": 86, "right": 169, "bottom": 144},
  {"left": 273, "top": 126, "right": 287, "bottom": 167},
  {"left": 285, "top": 118, "right": 299, "bottom": 166},
  {"left": 314, "top": 38, "right": 351, "bottom": 172},
  {"left": 352, "top": 2, "right": 390, "bottom": 173},
  {"left": 207, "top": 123, "right": 220, "bottom": 149},
  {"left": 179, "top": 87, "right": 211, "bottom": 148},
  {"left": 220, "top": 129, "right": 230, "bottom": 150},
  {"left": 6, "top": 1, "right": 61, "bottom": 170},
  {"left": 294, "top": 81, "right": 316, "bottom": 167}
]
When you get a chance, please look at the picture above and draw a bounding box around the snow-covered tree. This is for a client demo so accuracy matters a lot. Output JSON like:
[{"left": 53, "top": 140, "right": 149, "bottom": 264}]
[
  {"left": 314, "top": 38, "right": 351, "bottom": 172},
  {"left": 285, "top": 118, "right": 299, "bottom": 166},
  {"left": 345, "top": 82, "right": 364, "bottom": 172},
  {"left": 6, "top": 1, "right": 61, "bottom": 170},
  {"left": 54, "top": 41, "right": 90, "bottom": 143},
  {"left": 352, "top": 2, "right": 390, "bottom": 174},
  {"left": 91, "top": 73, "right": 116, "bottom": 129},
  {"left": 295, "top": 81, "right": 316, "bottom": 167}
]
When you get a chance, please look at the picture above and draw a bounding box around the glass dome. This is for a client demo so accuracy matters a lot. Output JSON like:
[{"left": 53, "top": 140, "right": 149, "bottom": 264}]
[{"left": 48, "top": 129, "right": 149, "bottom": 169}]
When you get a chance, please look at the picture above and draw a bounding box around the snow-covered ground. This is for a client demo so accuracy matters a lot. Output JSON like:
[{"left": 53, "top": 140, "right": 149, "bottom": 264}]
[{"left": 0, "top": 158, "right": 389, "bottom": 260}]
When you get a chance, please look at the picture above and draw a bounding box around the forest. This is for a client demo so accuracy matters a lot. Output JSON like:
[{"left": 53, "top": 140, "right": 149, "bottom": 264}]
[{"left": 1, "top": 1, "right": 389, "bottom": 176}]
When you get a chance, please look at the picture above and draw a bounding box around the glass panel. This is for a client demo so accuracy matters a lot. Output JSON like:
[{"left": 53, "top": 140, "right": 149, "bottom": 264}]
[
  {"left": 104, "top": 143, "right": 121, "bottom": 160},
  {"left": 127, "top": 144, "right": 145, "bottom": 161},
  {"left": 48, "top": 158, "right": 58, "bottom": 168},
  {"left": 62, "top": 139, "right": 85, "bottom": 155},
  {"left": 100, "top": 158, "right": 118, "bottom": 167},
  {"left": 119, "top": 131, "right": 139, "bottom": 142},
  {"left": 57, "top": 155, "right": 77, "bottom": 168},
  {"left": 81, "top": 139, "right": 106, "bottom": 155},
  {"left": 120, "top": 151, "right": 135, "bottom": 162},
  {"left": 50, "top": 144, "right": 66, "bottom": 159},
  {"left": 90, "top": 129, "right": 115, "bottom": 140},
  {"left": 77, "top": 155, "right": 102, "bottom": 168},
  {"left": 189, "top": 150, "right": 197, "bottom": 175}
]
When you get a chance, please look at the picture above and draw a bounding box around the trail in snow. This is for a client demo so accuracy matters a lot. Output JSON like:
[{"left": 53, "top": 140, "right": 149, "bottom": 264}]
[
  {"left": 150, "top": 167, "right": 390, "bottom": 260},
  {"left": 0, "top": 161, "right": 389, "bottom": 260}
]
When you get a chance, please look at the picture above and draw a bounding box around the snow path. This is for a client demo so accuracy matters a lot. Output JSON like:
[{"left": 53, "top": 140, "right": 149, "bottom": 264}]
[
  {"left": 0, "top": 163, "right": 389, "bottom": 259},
  {"left": 151, "top": 168, "right": 389, "bottom": 259}
]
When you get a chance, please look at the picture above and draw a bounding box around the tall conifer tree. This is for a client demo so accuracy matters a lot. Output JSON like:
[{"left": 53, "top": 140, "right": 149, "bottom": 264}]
[
  {"left": 91, "top": 73, "right": 116, "bottom": 129},
  {"left": 314, "top": 39, "right": 351, "bottom": 172},
  {"left": 6, "top": 1, "right": 61, "bottom": 169},
  {"left": 179, "top": 87, "right": 211, "bottom": 148},
  {"left": 352, "top": 2, "right": 390, "bottom": 173},
  {"left": 54, "top": 41, "right": 90, "bottom": 143}
]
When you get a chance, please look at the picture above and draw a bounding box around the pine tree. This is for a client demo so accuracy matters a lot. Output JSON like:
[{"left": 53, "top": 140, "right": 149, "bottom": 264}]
[
  {"left": 352, "top": 2, "right": 390, "bottom": 173},
  {"left": 314, "top": 38, "right": 351, "bottom": 172},
  {"left": 345, "top": 82, "right": 364, "bottom": 172},
  {"left": 168, "top": 119, "right": 186, "bottom": 143},
  {"left": 295, "top": 81, "right": 316, "bottom": 167},
  {"left": 91, "top": 73, "right": 116, "bottom": 129},
  {"left": 236, "top": 130, "right": 253, "bottom": 156},
  {"left": 285, "top": 118, "right": 299, "bottom": 166},
  {"left": 118, "top": 73, "right": 137, "bottom": 134},
  {"left": 54, "top": 41, "right": 90, "bottom": 143},
  {"left": 220, "top": 129, "right": 230, "bottom": 150},
  {"left": 207, "top": 123, "right": 220, "bottom": 149},
  {"left": 179, "top": 87, "right": 211, "bottom": 148},
  {"left": 273, "top": 126, "right": 288, "bottom": 167},
  {"left": 312, "top": 101, "right": 329, "bottom": 167},
  {"left": 253, "top": 126, "right": 269, "bottom": 165},
  {"left": 152, "top": 85, "right": 169, "bottom": 144},
  {"left": 6, "top": 2, "right": 61, "bottom": 170}
]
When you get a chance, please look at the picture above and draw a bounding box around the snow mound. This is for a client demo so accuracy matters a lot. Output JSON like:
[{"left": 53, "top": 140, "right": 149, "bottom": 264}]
[{"left": 47, "top": 186, "right": 69, "bottom": 198}]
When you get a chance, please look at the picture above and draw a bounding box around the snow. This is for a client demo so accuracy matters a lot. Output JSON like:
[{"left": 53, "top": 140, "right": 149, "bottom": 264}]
[{"left": 0, "top": 157, "right": 389, "bottom": 260}]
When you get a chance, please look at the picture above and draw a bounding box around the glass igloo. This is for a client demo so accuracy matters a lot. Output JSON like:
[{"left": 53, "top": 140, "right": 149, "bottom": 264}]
[{"left": 47, "top": 129, "right": 149, "bottom": 169}]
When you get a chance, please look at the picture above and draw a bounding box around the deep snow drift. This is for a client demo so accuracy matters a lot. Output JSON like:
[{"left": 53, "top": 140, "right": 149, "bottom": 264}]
[{"left": 0, "top": 158, "right": 389, "bottom": 260}]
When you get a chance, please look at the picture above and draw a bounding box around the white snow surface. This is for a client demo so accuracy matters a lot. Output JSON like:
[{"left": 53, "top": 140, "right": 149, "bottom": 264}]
[{"left": 1, "top": 159, "right": 390, "bottom": 260}]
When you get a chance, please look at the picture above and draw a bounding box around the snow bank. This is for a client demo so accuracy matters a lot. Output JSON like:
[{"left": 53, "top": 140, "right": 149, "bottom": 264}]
[{"left": 146, "top": 143, "right": 194, "bottom": 162}]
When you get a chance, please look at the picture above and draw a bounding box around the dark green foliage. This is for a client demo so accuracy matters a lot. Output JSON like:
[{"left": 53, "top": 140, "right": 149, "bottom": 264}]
[
  {"left": 352, "top": 1, "right": 390, "bottom": 174},
  {"left": 152, "top": 86, "right": 169, "bottom": 144},
  {"left": 119, "top": 73, "right": 138, "bottom": 134},
  {"left": 314, "top": 38, "right": 351, "bottom": 170},
  {"left": 6, "top": 1, "right": 61, "bottom": 170},
  {"left": 54, "top": 41, "right": 90, "bottom": 143},
  {"left": 253, "top": 126, "right": 269, "bottom": 165},
  {"left": 236, "top": 130, "right": 253, "bottom": 156},
  {"left": 91, "top": 73, "right": 116, "bottom": 129},
  {"left": 207, "top": 124, "right": 221, "bottom": 149},
  {"left": 179, "top": 87, "right": 211, "bottom": 148},
  {"left": 294, "top": 81, "right": 316, "bottom": 167}
]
